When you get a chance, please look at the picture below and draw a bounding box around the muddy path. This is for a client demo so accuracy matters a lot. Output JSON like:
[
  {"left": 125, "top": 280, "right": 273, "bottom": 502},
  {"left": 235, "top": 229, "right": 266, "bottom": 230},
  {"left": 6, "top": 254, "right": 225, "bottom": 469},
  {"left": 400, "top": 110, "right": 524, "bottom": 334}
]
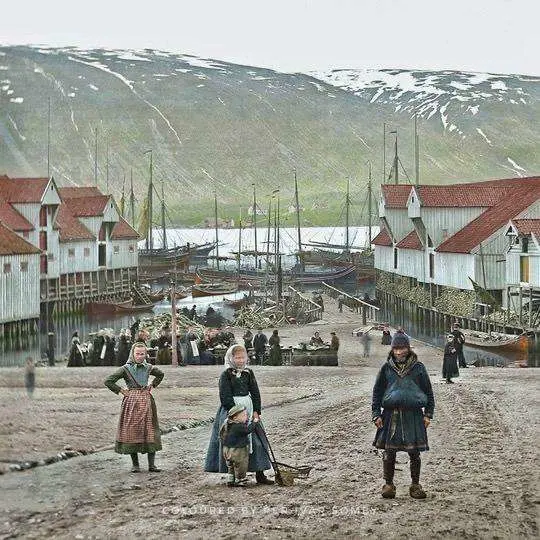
[
  {"left": 1, "top": 294, "right": 538, "bottom": 539},
  {"left": 1, "top": 363, "right": 538, "bottom": 539}
]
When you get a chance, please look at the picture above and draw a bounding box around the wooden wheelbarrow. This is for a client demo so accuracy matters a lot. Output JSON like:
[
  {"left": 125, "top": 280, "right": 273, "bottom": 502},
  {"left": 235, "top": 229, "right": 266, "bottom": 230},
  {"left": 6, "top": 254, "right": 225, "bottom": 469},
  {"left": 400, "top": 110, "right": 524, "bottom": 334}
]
[{"left": 254, "top": 423, "right": 312, "bottom": 487}]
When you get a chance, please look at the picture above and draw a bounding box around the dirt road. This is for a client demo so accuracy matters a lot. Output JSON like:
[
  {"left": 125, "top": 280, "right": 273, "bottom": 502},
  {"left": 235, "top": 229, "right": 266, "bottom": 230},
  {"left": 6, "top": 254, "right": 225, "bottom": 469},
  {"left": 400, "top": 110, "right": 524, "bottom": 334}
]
[{"left": 0, "top": 296, "right": 538, "bottom": 539}]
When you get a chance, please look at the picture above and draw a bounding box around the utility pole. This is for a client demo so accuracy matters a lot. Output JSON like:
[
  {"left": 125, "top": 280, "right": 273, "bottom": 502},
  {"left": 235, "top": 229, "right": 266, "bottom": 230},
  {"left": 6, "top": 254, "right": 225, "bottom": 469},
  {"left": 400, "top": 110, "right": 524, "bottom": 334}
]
[
  {"left": 393, "top": 130, "right": 399, "bottom": 184},
  {"left": 171, "top": 246, "right": 178, "bottom": 366}
]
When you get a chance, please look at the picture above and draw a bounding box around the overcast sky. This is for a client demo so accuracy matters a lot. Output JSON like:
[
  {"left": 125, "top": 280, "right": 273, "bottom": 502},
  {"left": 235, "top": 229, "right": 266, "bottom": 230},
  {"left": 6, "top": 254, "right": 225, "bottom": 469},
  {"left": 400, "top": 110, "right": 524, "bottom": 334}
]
[{"left": 3, "top": 0, "right": 539, "bottom": 75}]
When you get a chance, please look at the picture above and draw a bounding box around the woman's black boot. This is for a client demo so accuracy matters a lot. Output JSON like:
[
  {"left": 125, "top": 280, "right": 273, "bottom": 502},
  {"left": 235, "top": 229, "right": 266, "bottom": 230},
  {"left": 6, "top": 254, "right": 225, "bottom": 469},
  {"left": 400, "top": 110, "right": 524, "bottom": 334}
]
[
  {"left": 148, "top": 452, "right": 162, "bottom": 473},
  {"left": 130, "top": 453, "right": 140, "bottom": 473},
  {"left": 256, "top": 471, "right": 274, "bottom": 485}
]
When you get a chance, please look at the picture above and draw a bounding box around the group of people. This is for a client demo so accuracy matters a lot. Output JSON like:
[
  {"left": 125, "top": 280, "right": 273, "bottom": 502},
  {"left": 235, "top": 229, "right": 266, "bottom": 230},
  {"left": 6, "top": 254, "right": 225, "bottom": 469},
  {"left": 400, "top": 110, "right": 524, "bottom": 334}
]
[
  {"left": 102, "top": 319, "right": 475, "bottom": 496},
  {"left": 104, "top": 341, "right": 274, "bottom": 486},
  {"left": 308, "top": 331, "right": 340, "bottom": 351}
]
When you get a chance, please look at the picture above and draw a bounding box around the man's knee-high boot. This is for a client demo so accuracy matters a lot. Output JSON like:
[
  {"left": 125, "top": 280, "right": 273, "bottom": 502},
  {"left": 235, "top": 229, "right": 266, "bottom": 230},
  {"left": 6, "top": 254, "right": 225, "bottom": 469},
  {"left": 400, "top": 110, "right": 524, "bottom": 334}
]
[
  {"left": 130, "top": 453, "right": 140, "bottom": 473},
  {"left": 381, "top": 451, "right": 396, "bottom": 498},
  {"left": 148, "top": 452, "right": 161, "bottom": 473},
  {"left": 409, "top": 452, "right": 426, "bottom": 499}
]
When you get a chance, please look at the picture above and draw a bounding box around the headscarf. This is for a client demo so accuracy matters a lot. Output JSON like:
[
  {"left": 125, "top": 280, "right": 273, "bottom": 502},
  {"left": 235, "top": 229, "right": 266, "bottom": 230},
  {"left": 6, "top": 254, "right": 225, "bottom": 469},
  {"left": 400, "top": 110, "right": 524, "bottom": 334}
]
[
  {"left": 224, "top": 344, "right": 250, "bottom": 378},
  {"left": 124, "top": 342, "right": 152, "bottom": 387}
]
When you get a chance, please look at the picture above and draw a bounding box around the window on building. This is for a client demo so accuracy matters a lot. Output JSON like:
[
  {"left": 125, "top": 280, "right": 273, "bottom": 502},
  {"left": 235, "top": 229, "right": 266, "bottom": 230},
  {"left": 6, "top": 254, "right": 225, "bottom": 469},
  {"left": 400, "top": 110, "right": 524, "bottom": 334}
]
[
  {"left": 84, "top": 247, "right": 90, "bottom": 257},
  {"left": 40, "top": 254, "right": 48, "bottom": 274},
  {"left": 520, "top": 256, "right": 530, "bottom": 283},
  {"left": 393, "top": 248, "right": 398, "bottom": 269},
  {"left": 3, "top": 263, "right": 11, "bottom": 274},
  {"left": 129, "top": 244, "right": 135, "bottom": 253},
  {"left": 47, "top": 253, "right": 54, "bottom": 261},
  {"left": 68, "top": 248, "right": 75, "bottom": 258},
  {"left": 20, "top": 261, "right": 28, "bottom": 272},
  {"left": 442, "top": 228, "right": 448, "bottom": 240},
  {"left": 39, "top": 206, "right": 47, "bottom": 227},
  {"left": 113, "top": 245, "right": 120, "bottom": 254},
  {"left": 429, "top": 253, "right": 435, "bottom": 279},
  {"left": 39, "top": 231, "right": 47, "bottom": 250},
  {"left": 427, "top": 236, "right": 433, "bottom": 247}
]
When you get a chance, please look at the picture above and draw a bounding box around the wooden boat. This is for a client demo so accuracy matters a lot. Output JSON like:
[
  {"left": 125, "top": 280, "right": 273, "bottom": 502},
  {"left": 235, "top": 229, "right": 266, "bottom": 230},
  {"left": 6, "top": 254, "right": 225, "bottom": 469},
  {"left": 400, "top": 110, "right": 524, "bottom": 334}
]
[
  {"left": 86, "top": 300, "right": 155, "bottom": 315},
  {"left": 223, "top": 295, "right": 250, "bottom": 309},
  {"left": 192, "top": 282, "right": 238, "bottom": 297},
  {"left": 463, "top": 330, "right": 530, "bottom": 354}
]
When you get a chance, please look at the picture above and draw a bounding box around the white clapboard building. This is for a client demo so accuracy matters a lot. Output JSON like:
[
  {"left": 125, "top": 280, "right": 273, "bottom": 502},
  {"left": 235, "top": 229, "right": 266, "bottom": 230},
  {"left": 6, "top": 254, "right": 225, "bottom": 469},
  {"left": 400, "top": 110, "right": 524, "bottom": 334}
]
[{"left": 373, "top": 177, "right": 540, "bottom": 308}]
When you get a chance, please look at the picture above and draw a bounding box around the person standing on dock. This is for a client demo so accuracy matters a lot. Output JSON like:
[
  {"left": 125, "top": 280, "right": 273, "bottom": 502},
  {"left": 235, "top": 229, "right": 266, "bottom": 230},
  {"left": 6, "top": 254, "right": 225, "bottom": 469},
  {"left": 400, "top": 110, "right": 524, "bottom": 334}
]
[
  {"left": 451, "top": 323, "right": 468, "bottom": 368},
  {"left": 330, "top": 332, "right": 340, "bottom": 351},
  {"left": 104, "top": 342, "right": 165, "bottom": 473},
  {"left": 268, "top": 329, "right": 282, "bottom": 366},
  {"left": 338, "top": 294, "right": 345, "bottom": 313},
  {"left": 372, "top": 332, "right": 435, "bottom": 500}
]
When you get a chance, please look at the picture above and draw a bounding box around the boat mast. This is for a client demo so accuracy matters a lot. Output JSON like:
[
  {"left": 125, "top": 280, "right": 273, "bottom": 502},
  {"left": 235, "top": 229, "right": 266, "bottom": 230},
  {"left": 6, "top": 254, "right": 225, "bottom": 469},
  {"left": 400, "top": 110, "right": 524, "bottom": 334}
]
[
  {"left": 170, "top": 244, "right": 178, "bottom": 366},
  {"left": 382, "top": 122, "right": 386, "bottom": 183},
  {"left": 47, "top": 97, "right": 51, "bottom": 179},
  {"left": 393, "top": 130, "right": 399, "bottom": 184},
  {"left": 414, "top": 114, "right": 420, "bottom": 186},
  {"left": 144, "top": 150, "right": 153, "bottom": 250},
  {"left": 294, "top": 169, "right": 303, "bottom": 270},
  {"left": 252, "top": 183, "right": 258, "bottom": 271},
  {"left": 161, "top": 178, "right": 167, "bottom": 250},
  {"left": 94, "top": 127, "right": 98, "bottom": 186},
  {"left": 214, "top": 192, "right": 220, "bottom": 270},
  {"left": 237, "top": 210, "right": 242, "bottom": 284},
  {"left": 264, "top": 196, "right": 272, "bottom": 304},
  {"left": 120, "top": 172, "right": 125, "bottom": 217},
  {"left": 345, "top": 177, "right": 350, "bottom": 254},
  {"left": 106, "top": 138, "right": 110, "bottom": 194},
  {"left": 129, "top": 168, "right": 135, "bottom": 228},
  {"left": 367, "top": 161, "right": 373, "bottom": 246}
]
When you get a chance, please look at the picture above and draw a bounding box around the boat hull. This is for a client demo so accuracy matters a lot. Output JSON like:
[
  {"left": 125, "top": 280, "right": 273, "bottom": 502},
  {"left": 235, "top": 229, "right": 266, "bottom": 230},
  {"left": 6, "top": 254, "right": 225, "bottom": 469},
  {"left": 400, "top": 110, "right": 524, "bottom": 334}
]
[{"left": 463, "top": 331, "right": 530, "bottom": 354}]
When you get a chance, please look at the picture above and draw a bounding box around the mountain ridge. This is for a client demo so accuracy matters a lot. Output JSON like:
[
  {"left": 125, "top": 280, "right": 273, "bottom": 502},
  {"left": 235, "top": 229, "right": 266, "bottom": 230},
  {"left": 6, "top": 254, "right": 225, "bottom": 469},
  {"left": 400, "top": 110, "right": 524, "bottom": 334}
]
[{"left": 0, "top": 45, "right": 538, "bottom": 226}]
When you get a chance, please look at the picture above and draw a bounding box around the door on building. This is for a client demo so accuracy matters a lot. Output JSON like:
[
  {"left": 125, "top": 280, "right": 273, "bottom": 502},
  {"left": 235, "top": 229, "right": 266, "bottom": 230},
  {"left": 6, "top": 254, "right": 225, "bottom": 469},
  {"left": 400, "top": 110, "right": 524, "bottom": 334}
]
[
  {"left": 98, "top": 244, "right": 106, "bottom": 267},
  {"left": 520, "top": 256, "right": 530, "bottom": 283}
]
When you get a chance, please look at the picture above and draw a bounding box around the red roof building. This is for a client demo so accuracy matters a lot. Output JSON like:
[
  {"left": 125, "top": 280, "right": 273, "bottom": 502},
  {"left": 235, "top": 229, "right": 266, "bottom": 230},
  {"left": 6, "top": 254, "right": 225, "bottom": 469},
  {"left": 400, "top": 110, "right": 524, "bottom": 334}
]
[
  {"left": 111, "top": 217, "right": 141, "bottom": 240},
  {"left": 396, "top": 230, "right": 423, "bottom": 250},
  {"left": 0, "top": 222, "right": 41, "bottom": 256}
]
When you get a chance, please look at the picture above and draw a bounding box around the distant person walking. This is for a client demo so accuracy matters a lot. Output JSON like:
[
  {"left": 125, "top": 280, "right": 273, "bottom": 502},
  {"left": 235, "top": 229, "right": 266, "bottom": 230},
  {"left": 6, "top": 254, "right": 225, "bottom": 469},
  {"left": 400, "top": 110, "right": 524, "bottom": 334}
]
[
  {"left": 361, "top": 332, "right": 372, "bottom": 358},
  {"left": 24, "top": 357, "right": 35, "bottom": 398},
  {"left": 330, "top": 332, "right": 340, "bottom": 351},
  {"left": 67, "top": 332, "right": 85, "bottom": 367},
  {"left": 337, "top": 294, "right": 345, "bottom": 313},
  {"left": 442, "top": 334, "right": 459, "bottom": 383},
  {"left": 451, "top": 323, "right": 467, "bottom": 368},
  {"left": 381, "top": 326, "right": 392, "bottom": 346}
]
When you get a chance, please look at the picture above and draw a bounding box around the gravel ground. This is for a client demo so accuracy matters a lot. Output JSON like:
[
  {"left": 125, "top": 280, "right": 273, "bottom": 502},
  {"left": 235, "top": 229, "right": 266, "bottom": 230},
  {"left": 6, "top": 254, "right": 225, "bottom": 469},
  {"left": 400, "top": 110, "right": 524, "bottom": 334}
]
[{"left": 0, "top": 296, "right": 538, "bottom": 539}]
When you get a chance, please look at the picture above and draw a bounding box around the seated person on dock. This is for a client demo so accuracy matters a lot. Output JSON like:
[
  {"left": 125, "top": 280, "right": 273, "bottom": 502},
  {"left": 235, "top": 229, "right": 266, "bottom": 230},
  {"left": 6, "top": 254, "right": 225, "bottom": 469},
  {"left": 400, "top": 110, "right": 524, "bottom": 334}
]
[{"left": 309, "top": 331, "right": 325, "bottom": 347}]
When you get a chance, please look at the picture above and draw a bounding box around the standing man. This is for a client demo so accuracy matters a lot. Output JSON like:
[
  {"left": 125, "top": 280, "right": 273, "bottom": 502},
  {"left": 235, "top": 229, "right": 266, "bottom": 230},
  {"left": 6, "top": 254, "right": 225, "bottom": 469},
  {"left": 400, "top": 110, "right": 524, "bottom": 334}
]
[
  {"left": 337, "top": 294, "right": 345, "bottom": 313},
  {"left": 330, "top": 332, "right": 340, "bottom": 351},
  {"left": 372, "top": 333, "right": 435, "bottom": 499},
  {"left": 253, "top": 328, "right": 268, "bottom": 365},
  {"left": 451, "top": 323, "right": 467, "bottom": 368}
]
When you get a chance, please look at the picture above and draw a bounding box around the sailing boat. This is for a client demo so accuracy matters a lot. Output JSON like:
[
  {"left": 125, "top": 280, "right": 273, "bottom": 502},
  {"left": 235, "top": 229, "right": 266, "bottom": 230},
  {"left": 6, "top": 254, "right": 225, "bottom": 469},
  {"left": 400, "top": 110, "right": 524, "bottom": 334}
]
[{"left": 137, "top": 151, "right": 216, "bottom": 278}]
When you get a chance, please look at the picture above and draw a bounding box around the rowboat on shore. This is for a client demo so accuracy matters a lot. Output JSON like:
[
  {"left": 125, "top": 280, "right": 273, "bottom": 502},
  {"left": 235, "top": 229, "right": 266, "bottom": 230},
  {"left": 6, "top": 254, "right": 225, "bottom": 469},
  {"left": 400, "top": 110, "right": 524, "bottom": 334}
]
[
  {"left": 191, "top": 282, "right": 239, "bottom": 298},
  {"left": 86, "top": 300, "right": 155, "bottom": 315},
  {"left": 463, "top": 330, "right": 530, "bottom": 354}
]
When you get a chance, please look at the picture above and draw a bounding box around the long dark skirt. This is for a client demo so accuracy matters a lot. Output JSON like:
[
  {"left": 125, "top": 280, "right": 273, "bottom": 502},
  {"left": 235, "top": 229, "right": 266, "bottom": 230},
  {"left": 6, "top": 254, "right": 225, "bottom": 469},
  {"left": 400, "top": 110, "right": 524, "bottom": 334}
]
[
  {"left": 115, "top": 389, "right": 162, "bottom": 454},
  {"left": 442, "top": 354, "right": 459, "bottom": 379},
  {"left": 373, "top": 408, "right": 429, "bottom": 452},
  {"left": 204, "top": 406, "right": 272, "bottom": 473}
]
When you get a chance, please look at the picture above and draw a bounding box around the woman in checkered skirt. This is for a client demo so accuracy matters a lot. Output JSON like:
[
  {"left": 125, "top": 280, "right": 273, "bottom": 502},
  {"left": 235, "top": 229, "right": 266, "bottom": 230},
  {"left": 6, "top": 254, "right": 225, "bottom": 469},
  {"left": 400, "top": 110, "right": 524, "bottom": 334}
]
[{"left": 105, "top": 342, "right": 164, "bottom": 472}]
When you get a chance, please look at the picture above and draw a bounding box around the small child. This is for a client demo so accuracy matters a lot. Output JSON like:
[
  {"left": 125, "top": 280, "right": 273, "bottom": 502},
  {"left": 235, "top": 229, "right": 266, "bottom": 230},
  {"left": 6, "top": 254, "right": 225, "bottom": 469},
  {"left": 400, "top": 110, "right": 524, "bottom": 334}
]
[{"left": 220, "top": 404, "right": 259, "bottom": 487}]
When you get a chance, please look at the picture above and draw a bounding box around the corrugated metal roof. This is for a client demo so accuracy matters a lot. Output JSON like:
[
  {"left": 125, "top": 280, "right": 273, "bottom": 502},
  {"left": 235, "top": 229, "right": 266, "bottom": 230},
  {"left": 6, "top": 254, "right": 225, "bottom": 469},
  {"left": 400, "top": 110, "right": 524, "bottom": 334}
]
[
  {"left": 395, "top": 230, "right": 423, "bottom": 250},
  {"left": 0, "top": 222, "right": 41, "bottom": 255}
]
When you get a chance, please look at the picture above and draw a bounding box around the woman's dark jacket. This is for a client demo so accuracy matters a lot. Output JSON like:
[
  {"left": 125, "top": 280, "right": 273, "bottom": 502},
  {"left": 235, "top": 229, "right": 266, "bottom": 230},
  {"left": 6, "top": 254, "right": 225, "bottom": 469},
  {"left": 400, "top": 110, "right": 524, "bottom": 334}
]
[{"left": 219, "top": 368, "right": 261, "bottom": 414}]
